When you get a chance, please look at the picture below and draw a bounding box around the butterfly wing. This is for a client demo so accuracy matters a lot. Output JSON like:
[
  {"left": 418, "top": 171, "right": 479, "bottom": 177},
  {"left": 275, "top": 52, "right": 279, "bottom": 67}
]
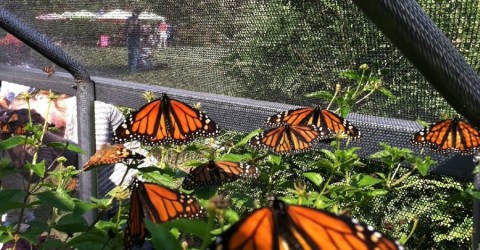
[
  {"left": 249, "top": 124, "right": 328, "bottom": 154},
  {"left": 286, "top": 205, "right": 402, "bottom": 250},
  {"left": 182, "top": 161, "right": 259, "bottom": 190},
  {"left": 318, "top": 109, "right": 361, "bottom": 139},
  {"left": 139, "top": 182, "right": 205, "bottom": 223},
  {"left": 265, "top": 107, "right": 315, "bottom": 127},
  {"left": 412, "top": 118, "right": 480, "bottom": 154},
  {"left": 113, "top": 94, "right": 219, "bottom": 145},
  {"left": 208, "top": 199, "right": 403, "bottom": 250},
  {"left": 124, "top": 184, "right": 149, "bottom": 250},
  {"left": 83, "top": 144, "right": 145, "bottom": 171},
  {"left": 208, "top": 207, "right": 276, "bottom": 250}
]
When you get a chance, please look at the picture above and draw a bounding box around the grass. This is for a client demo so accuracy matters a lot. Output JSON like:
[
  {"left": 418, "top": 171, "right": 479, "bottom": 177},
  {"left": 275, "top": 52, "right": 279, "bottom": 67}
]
[{"left": 60, "top": 45, "right": 243, "bottom": 96}]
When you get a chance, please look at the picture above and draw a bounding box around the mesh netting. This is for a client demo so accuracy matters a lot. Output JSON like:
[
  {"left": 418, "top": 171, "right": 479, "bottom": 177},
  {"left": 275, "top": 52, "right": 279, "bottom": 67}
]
[{"left": 2, "top": 0, "right": 479, "bottom": 122}]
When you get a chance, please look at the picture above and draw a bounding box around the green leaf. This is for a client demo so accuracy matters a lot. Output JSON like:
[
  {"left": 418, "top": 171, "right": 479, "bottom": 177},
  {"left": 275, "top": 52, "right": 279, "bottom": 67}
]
[
  {"left": 310, "top": 158, "right": 334, "bottom": 171},
  {"left": 66, "top": 229, "right": 109, "bottom": 250},
  {"left": 145, "top": 220, "right": 182, "bottom": 250},
  {"left": 367, "top": 189, "right": 389, "bottom": 197},
  {"left": 305, "top": 90, "right": 333, "bottom": 101},
  {"left": 303, "top": 172, "right": 324, "bottom": 187},
  {"left": 268, "top": 154, "right": 282, "bottom": 166},
  {"left": 234, "top": 129, "right": 262, "bottom": 148},
  {"left": 0, "top": 189, "right": 27, "bottom": 214},
  {"left": 368, "top": 150, "right": 391, "bottom": 159},
  {"left": 379, "top": 87, "right": 397, "bottom": 100},
  {"left": 54, "top": 213, "right": 88, "bottom": 233},
  {"left": 219, "top": 153, "right": 252, "bottom": 162},
  {"left": 37, "top": 190, "right": 75, "bottom": 211},
  {"left": 73, "top": 200, "right": 98, "bottom": 215},
  {"left": 351, "top": 173, "right": 383, "bottom": 188},
  {"left": 415, "top": 156, "right": 436, "bottom": 176},
  {"left": 0, "top": 136, "right": 26, "bottom": 150},
  {"left": 164, "top": 219, "right": 209, "bottom": 239},
  {"left": 319, "top": 149, "right": 336, "bottom": 161},
  {"left": 339, "top": 104, "right": 351, "bottom": 118},
  {"left": 66, "top": 143, "right": 85, "bottom": 154},
  {"left": 26, "top": 160, "right": 46, "bottom": 178},
  {"left": 39, "top": 239, "right": 65, "bottom": 249},
  {"left": 340, "top": 70, "right": 360, "bottom": 80}
]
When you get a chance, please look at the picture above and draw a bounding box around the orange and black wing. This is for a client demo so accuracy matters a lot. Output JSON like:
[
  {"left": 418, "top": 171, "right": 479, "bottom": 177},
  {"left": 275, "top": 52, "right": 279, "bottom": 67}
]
[
  {"left": 42, "top": 65, "right": 55, "bottom": 77},
  {"left": 266, "top": 107, "right": 361, "bottom": 139},
  {"left": 411, "top": 118, "right": 480, "bottom": 155},
  {"left": 124, "top": 183, "right": 148, "bottom": 250},
  {"left": 286, "top": 205, "right": 402, "bottom": 250},
  {"left": 125, "top": 179, "right": 205, "bottom": 249},
  {"left": 138, "top": 180, "right": 205, "bottom": 223},
  {"left": 83, "top": 143, "right": 145, "bottom": 171},
  {"left": 208, "top": 199, "right": 403, "bottom": 250},
  {"left": 182, "top": 160, "right": 259, "bottom": 190},
  {"left": 249, "top": 124, "right": 330, "bottom": 154},
  {"left": 113, "top": 93, "right": 219, "bottom": 145}
]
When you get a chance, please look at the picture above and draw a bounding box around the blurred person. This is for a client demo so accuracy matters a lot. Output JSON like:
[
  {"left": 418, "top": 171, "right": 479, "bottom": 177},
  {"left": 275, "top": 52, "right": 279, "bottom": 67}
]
[
  {"left": 158, "top": 20, "right": 169, "bottom": 48},
  {"left": 0, "top": 81, "right": 35, "bottom": 109},
  {"left": 124, "top": 9, "right": 142, "bottom": 72}
]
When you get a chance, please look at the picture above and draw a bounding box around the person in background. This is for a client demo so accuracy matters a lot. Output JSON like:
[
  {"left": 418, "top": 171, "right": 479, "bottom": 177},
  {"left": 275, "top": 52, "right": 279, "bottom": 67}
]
[
  {"left": 158, "top": 20, "right": 169, "bottom": 48},
  {"left": 0, "top": 81, "right": 35, "bottom": 109},
  {"left": 124, "top": 9, "right": 142, "bottom": 73}
]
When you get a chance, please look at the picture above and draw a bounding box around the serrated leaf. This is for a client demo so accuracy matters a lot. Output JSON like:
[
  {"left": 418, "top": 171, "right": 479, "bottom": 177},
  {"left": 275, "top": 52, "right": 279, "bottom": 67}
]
[
  {"left": 340, "top": 70, "right": 360, "bottom": 80},
  {"left": 219, "top": 153, "right": 252, "bottom": 162},
  {"left": 303, "top": 172, "right": 324, "bottom": 187},
  {"left": 0, "top": 189, "right": 27, "bottom": 214},
  {"left": 145, "top": 220, "right": 182, "bottom": 250},
  {"left": 234, "top": 128, "right": 263, "bottom": 148},
  {"left": 367, "top": 189, "right": 389, "bottom": 196},
  {"left": 26, "top": 160, "right": 46, "bottom": 178},
  {"left": 66, "top": 229, "right": 108, "bottom": 250},
  {"left": 319, "top": 149, "right": 336, "bottom": 161},
  {"left": 352, "top": 174, "right": 383, "bottom": 188},
  {"left": 268, "top": 154, "right": 282, "bottom": 166},
  {"left": 305, "top": 90, "right": 333, "bottom": 101},
  {"left": 163, "top": 219, "right": 209, "bottom": 239},
  {"left": 54, "top": 213, "right": 88, "bottom": 233},
  {"left": 310, "top": 158, "right": 334, "bottom": 171},
  {"left": 39, "top": 239, "right": 65, "bottom": 249},
  {"left": 368, "top": 150, "right": 391, "bottom": 159},
  {"left": 0, "top": 136, "right": 26, "bottom": 150},
  {"left": 379, "top": 87, "right": 397, "bottom": 100},
  {"left": 37, "top": 190, "right": 75, "bottom": 211}
]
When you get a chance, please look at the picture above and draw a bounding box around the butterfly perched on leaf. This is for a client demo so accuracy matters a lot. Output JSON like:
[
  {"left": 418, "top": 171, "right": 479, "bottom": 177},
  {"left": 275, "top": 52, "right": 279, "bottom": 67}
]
[
  {"left": 208, "top": 197, "right": 403, "bottom": 250},
  {"left": 113, "top": 93, "right": 219, "bottom": 146},
  {"left": 42, "top": 65, "right": 55, "bottom": 77},
  {"left": 411, "top": 117, "right": 480, "bottom": 155},
  {"left": 83, "top": 143, "right": 145, "bottom": 171},
  {"left": 181, "top": 160, "right": 259, "bottom": 190},
  {"left": 266, "top": 107, "right": 361, "bottom": 139},
  {"left": 249, "top": 124, "right": 330, "bottom": 154},
  {"left": 124, "top": 178, "right": 204, "bottom": 249}
]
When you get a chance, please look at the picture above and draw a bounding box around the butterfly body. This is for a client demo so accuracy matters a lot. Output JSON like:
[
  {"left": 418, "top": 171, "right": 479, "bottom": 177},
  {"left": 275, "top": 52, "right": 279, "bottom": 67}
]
[
  {"left": 114, "top": 93, "right": 219, "bottom": 145},
  {"left": 209, "top": 198, "right": 403, "bottom": 250},
  {"left": 83, "top": 143, "right": 145, "bottom": 171},
  {"left": 125, "top": 178, "right": 204, "bottom": 249},
  {"left": 249, "top": 124, "right": 329, "bottom": 154},
  {"left": 411, "top": 117, "right": 480, "bottom": 155},
  {"left": 182, "top": 160, "right": 259, "bottom": 190},
  {"left": 266, "top": 107, "right": 361, "bottom": 139},
  {"left": 42, "top": 65, "right": 55, "bottom": 77}
]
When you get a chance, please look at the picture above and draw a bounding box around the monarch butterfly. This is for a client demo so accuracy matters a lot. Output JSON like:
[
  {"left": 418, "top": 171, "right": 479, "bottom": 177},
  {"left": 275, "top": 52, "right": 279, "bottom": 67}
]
[
  {"left": 113, "top": 93, "right": 219, "bottom": 146},
  {"left": 208, "top": 198, "right": 403, "bottom": 250},
  {"left": 266, "top": 107, "right": 361, "bottom": 139},
  {"left": 42, "top": 65, "right": 55, "bottom": 77},
  {"left": 83, "top": 143, "right": 145, "bottom": 171},
  {"left": 124, "top": 178, "right": 204, "bottom": 249},
  {"left": 411, "top": 117, "right": 480, "bottom": 155},
  {"left": 182, "top": 160, "right": 259, "bottom": 190},
  {"left": 249, "top": 124, "right": 330, "bottom": 154}
]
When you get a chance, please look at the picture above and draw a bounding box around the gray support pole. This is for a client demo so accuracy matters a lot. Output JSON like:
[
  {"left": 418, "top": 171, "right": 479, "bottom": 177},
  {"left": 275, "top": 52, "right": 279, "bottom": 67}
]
[{"left": 0, "top": 8, "right": 97, "bottom": 224}]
